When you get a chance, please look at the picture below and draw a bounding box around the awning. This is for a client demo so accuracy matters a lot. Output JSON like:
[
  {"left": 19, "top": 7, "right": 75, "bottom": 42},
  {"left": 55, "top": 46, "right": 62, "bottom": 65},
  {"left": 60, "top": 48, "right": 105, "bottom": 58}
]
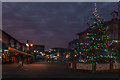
[{"left": 8, "top": 47, "right": 33, "bottom": 56}]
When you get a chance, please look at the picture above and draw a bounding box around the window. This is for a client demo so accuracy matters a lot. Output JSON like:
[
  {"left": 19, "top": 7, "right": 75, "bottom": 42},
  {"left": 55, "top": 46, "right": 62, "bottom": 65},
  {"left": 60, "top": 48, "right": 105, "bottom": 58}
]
[{"left": 10, "top": 39, "right": 14, "bottom": 47}]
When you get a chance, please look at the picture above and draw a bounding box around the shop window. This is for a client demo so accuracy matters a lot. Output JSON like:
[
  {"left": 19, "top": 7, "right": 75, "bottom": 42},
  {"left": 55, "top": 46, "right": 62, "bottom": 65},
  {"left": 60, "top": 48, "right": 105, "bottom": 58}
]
[{"left": 10, "top": 39, "right": 14, "bottom": 47}]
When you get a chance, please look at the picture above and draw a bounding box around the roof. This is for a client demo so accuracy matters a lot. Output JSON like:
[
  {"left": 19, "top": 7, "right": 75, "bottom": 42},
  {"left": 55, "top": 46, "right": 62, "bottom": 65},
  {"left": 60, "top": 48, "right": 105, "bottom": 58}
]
[
  {"left": 77, "top": 28, "right": 90, "bottom": 35},
  {"left": 1, "top": 29, "right": 22, "bottom": 44}
]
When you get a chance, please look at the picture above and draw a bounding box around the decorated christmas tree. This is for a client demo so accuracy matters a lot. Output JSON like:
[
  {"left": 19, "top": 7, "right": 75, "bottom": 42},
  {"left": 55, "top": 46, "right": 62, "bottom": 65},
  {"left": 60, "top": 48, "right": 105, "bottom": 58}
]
[{"left": 75, "top": 3, "right": 119, "bottom": 64}]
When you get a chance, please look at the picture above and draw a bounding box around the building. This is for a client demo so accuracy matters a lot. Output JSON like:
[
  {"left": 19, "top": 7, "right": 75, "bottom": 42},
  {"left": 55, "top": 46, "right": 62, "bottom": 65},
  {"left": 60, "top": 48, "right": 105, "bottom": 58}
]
[
  {"left": 77, "top": 28, "right": 90, "bottom": 43},
  {"left": 1, "top": 30, "right": 33, "bottom": 64},
  {"left": 47, "top": 48, "right": 74, "bottom": 61},
  {"left": 31, "top": 45, "right": 45, "bottom": 61},
  {"left": 68, "top": 39, "right": 79, "bottom": 50},
  {"left": 105, "top": 11, "right": 120, "bottom": 40},
  {"left": 105, "top": 11, "right": 120, "bottom": 62},
  {"left": 32, "top": 45, "right": 45, "bottom": 53}
]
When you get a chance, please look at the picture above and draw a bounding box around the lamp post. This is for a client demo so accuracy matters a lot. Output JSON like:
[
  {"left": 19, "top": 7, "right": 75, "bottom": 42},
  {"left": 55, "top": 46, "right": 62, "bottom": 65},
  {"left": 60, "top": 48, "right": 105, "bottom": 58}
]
[
  {"left": 34, "top": 50, "right": 38, "bottom": 62},
  {"left": 26, "top": 40, "right": 33, "bottom": 64}
]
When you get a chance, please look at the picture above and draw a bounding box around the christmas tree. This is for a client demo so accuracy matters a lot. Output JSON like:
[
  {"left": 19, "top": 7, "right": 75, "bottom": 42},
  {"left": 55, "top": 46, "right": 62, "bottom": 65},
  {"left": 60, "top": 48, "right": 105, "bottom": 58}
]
[{"left": 75, "top": 3, "right": 119, "bottom": 64}]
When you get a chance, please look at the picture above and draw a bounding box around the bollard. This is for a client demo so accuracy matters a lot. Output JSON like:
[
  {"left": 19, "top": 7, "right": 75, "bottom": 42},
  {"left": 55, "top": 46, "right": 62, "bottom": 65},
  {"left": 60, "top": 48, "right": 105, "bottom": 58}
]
[
  {"left": 110, "top": 62, "right": 113, "bottom": 72},
  {"left": 92, "top": 63, "right": 96, "bottom": 72},
  {"left": 68, "top": 62, "right": 74, "bottom": 70},
  {"left": 72, "top": 62, "right": 76, "bottom": 70},
  {"left": 69, "top": 62, "right": 72, "bottom": 69}
]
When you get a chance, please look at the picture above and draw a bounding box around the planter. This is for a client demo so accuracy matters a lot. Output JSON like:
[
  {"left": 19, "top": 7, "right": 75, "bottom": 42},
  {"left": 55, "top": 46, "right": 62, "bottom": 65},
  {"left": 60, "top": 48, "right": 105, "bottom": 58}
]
[{"left": 68, "top": 62, "right": 120, "bottom": 72}]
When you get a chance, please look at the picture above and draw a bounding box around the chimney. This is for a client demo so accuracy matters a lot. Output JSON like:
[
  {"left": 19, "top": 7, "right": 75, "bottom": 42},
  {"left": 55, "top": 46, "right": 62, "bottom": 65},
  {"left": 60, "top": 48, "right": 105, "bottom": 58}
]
[{"left": 111, "top": 10, "right": 118, "bottom": 19}]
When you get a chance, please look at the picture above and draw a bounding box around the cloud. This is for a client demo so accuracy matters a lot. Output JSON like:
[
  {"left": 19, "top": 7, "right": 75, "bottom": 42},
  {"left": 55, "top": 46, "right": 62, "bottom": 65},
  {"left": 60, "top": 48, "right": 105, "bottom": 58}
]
[{"left": 2, "top": 2, "right": 118, "bottom": 49}]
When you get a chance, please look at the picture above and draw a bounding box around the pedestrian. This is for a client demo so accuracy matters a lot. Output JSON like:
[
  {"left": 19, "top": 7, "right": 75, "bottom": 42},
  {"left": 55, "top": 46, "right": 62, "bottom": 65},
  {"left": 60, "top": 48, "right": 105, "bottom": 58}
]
[{"left": 18, "top": 60, "right": 23, "bottom": 71}]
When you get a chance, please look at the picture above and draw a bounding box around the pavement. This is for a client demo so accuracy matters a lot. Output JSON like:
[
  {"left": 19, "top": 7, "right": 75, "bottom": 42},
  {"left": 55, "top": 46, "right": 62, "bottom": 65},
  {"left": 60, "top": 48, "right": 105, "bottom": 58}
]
[{"left": 2, "top": 61, "right": 120, "bottom": 79}]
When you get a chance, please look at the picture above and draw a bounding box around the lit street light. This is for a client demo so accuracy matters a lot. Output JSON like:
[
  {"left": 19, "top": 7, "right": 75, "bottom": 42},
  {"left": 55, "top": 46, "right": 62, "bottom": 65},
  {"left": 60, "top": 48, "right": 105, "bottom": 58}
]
[
  {"left": 26, "top": 43, "right": 29, "bottom": 47},
  {"left": 26, "top": 40, "right": 33, "bottom": 64},
  {"left": 30, "top": 44, "right": 33, "bottom": 47},
  {"left": 26, "top": 40, "right": 33, "bottom": 47},
  {"left": 34, "top": 50, "right": 39, "bottom": 62}
]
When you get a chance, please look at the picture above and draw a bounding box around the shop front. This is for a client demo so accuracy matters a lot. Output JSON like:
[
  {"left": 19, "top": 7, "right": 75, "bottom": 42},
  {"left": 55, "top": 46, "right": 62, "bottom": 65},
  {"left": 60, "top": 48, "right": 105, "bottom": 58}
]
[{"left": 2, "top": 47, "right": 33, "bottom": 64}]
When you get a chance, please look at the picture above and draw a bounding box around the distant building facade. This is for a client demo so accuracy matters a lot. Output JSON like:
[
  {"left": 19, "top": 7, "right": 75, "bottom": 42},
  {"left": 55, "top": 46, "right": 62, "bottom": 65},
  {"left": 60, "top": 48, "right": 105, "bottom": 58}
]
[
  {"left": 46, "top": 47, "right": 74, "bottom": 61},
  {"left": 105, "top": 11, "right": 120, "bottom": 40},
  {"left": 68, "top": 39, "right": 79, "bottom": 50},
  {"left": 32, "top": 45, "right": 45, "bottom": 53},
  {"left": 77, "top": 28, "right": 90, "bottom": 43},
  {"left": 52, "top": 48, "right": 73, "bottom": 57},
  {"left": 105, "top": 11, "right": 120, "bottom": 62}
]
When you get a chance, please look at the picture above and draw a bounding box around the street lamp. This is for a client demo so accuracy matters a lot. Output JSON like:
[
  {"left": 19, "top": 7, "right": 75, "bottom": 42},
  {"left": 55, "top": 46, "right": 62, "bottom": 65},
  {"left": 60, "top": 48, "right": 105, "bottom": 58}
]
[
  {"left": 30, "top": 44, "right": 33, "bottom": 47},
  {"left": 26, "top": 40, "right": 33, "bottom": 64},
  {"left": 26, "top": 43, "right": 29, "bottom": 47},
  {"left": 26, "top": 40, "right": 33, "bottom": 48},
  {"left": 34, "top": 50, "right": 38, "bottom": 62}
]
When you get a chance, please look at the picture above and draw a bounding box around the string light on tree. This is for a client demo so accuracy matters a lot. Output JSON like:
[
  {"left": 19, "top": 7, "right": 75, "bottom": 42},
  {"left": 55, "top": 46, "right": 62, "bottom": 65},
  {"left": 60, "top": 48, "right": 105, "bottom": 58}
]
[{"left": 75, "top": 3, "right": 119, "bottom": 64}]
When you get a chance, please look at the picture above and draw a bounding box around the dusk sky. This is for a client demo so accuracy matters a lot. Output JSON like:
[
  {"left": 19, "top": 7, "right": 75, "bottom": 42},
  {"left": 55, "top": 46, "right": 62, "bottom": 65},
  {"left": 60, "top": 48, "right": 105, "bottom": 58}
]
[{"left": 2, "top": 2, "right": 118, "bottom": 50}]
